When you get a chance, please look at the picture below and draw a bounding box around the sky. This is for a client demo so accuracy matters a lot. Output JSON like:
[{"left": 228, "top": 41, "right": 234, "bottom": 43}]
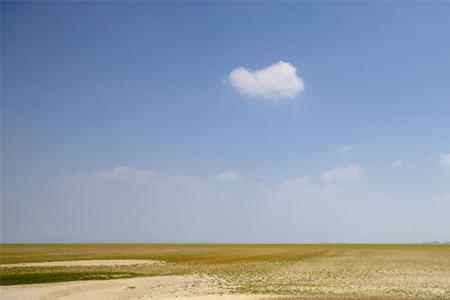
[{"left": 1, "top": 2, "right": 450, "bottom": 243}]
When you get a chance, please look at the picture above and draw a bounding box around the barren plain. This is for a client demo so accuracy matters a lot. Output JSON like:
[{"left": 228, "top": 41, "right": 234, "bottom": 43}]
[{"left": 0, "top": 244, "right": 449, "bottom": 300}]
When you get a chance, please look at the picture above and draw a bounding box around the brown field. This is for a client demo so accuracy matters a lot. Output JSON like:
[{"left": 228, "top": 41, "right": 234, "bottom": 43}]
[{"left": 0, "top": 244, "right": 449, "bottom": 299}]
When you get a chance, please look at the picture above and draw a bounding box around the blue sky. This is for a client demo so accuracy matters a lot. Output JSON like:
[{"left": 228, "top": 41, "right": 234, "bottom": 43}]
[{"left": 2, "top": 2, "right": 450, "bottom": 243}]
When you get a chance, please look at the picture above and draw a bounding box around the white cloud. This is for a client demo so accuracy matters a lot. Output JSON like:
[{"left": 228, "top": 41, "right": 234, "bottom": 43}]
[
  {"left": 439, "top": 153, "right": 450, "bottom": 167},
  {"left": 278, "top": 176, "right": 313, "bottom": 189},
  {"left": 228, "top": 60, "right": 304, "bottom": 100},
  {"left": 56, "top": 167, "right": 211, "bottom": 191},
  {"left": 216, "top": 171, "right": 240, "bottom": 182},
  {"left": 321, "top": 164, "right": 363, "bottom": 182},
  {"left": 95, "top": 166, "right": 155, "bottom": 180},
  {"left": 6, "top": 165, "right": 450, "bottom": 243},
  {"left": 338, "top": 145, "right": 352, "bottom": 153},
  {"left": 392, "top": 160, "right": 404, "bottom": 168}
]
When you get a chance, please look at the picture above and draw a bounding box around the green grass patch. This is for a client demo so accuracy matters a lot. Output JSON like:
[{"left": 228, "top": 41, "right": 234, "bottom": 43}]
[{"left": 0, "top": 271, "right": 138, "bottom": 286}]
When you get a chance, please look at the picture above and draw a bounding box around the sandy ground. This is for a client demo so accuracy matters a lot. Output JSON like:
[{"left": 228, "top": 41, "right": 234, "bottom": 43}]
[
  {"left": 0, "top": 274, "right": 264, "bottom": 300},
  {"left": 0, "top": 260, "right": 164, "bottom": 268}
]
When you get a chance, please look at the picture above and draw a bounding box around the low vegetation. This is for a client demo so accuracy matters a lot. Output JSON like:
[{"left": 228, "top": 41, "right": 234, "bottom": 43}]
[
  {"left": 1, "top": 244, "right": 449, "bottom": 299},
  {"left": 0, "top": 271, "right": 137, "bottom": 285}
]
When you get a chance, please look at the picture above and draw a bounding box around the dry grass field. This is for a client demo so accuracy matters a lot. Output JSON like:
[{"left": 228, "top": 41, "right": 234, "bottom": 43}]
[{"left": 1, "top": 244, "right": 449, "bottom": 299}]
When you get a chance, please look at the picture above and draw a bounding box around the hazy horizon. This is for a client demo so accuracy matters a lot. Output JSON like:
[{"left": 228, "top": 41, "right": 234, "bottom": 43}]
[{"left": 1, "top": 2, "right": 450, "bottom": 244}]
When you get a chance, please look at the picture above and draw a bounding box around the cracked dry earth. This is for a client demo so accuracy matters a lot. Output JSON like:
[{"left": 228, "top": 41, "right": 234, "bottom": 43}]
[{"left": 217, "top": 249, "right": 450, "bottom": 299}]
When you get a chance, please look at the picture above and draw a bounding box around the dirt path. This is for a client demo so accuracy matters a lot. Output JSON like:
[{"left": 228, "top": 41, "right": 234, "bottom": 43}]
[
  {"left": 0, "top": 260, "right": 164, "bottom": 268},
  {"left": 0, "top": 274, "right": 264, "bottom": 300}
]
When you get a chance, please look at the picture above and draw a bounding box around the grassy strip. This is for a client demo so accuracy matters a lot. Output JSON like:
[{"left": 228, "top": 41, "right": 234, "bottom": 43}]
[{"left": 0, "top": 271, "right": 138, "bottom": 286}]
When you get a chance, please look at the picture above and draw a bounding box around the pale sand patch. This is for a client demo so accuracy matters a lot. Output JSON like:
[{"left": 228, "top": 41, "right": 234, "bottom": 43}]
[
  {"left": 0, "top": 260, "right": 164, "bottom": 268},
  {"left": 163, "top": 296, "right": 267, "bottom": 300},
  {"left": 0, "top": 274, "right": 267, "bottom": 300}
]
